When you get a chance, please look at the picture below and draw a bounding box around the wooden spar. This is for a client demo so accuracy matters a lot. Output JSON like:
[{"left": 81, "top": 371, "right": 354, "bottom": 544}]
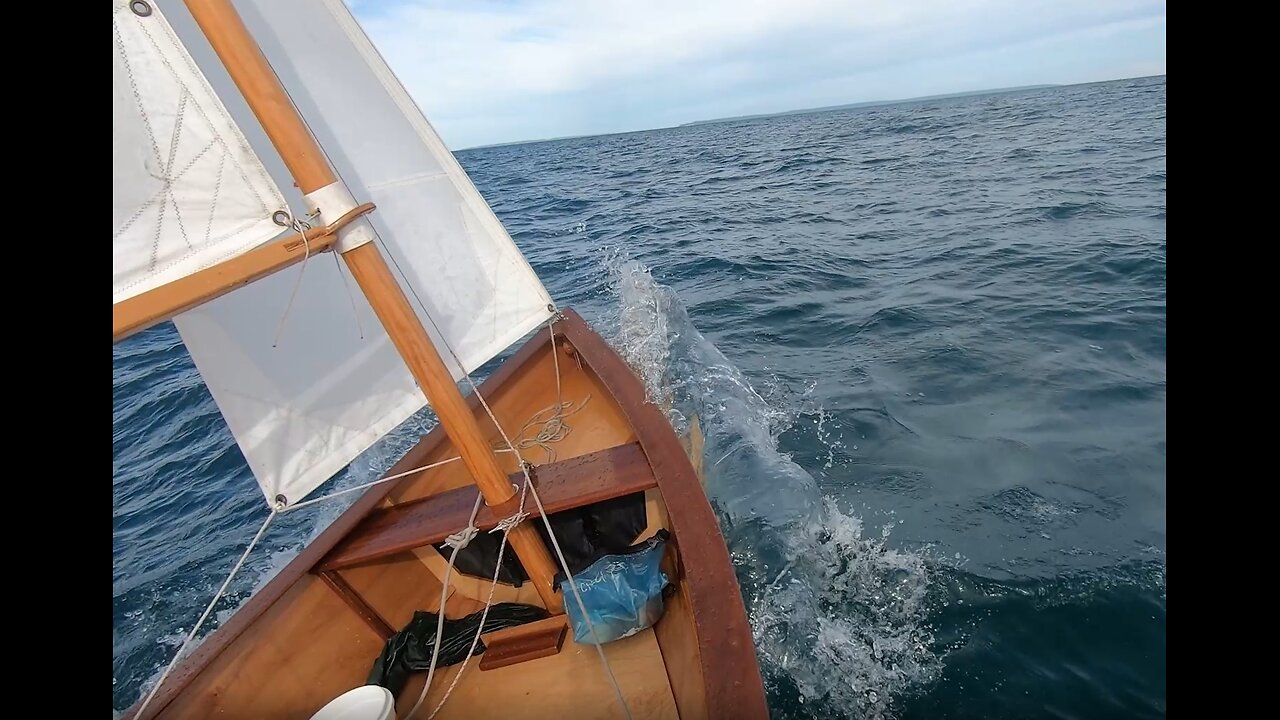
[
  {"left": 182, "top": 0, "right": 563, "bottom": 612},
  {"left": 112, "top": 203, "right": 373, "bottom": 342},
  {"left": 185, "top": 3, "right": 333, "bottom": 190},
  {"left": 340, "top": 246, "right": 565, "bottom": 612}
]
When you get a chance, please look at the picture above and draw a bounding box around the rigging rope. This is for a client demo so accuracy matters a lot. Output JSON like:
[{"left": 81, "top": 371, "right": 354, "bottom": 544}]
[
  {"left": 134, "top": 505, "right": 280, "bottom": 719},
  {"left": 282, "top": 456, "right": 463, "bottom": 512},
  {"left": 405, "top": 491, "right": 486, "bottom": 720},
  {"left": 508, "top": 327, "right": 598, "bottom": 465},
  {"left": 525, "top": 462, "right": 635, "bottom": 719},
  {"left": 498, "top": 394, "right": 591, "bottom": 464},
  {"left": 271, "top": 211, "right": 318, "bottom": 348},
  {"left": 421, "top": 470, "right": 534, "bottom": 719},
  {"left": 406, "top": 316, "right": 633, "bottom": 720},
  {"left": 331, "top": 252, "right": 366, "bottom": 340}
]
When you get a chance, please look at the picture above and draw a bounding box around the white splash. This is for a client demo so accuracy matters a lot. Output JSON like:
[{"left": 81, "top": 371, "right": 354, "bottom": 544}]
[{"left": 600, "top": 256, "right": 941, "bottom": 718}]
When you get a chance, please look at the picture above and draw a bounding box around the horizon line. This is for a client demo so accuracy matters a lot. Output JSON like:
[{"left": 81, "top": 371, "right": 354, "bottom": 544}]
[{"left": 456, "top": 73, "right": 1165, "bottom": 153}]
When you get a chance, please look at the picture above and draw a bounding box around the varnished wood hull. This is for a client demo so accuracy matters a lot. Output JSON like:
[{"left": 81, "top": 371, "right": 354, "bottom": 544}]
[{"left": 126, "top": 309, "right": 767, "bottom": 719}]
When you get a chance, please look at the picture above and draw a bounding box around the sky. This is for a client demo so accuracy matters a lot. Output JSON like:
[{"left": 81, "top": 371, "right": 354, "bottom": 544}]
[{"left": 349, "top": 0, "right": 1166, "bottom": 150}]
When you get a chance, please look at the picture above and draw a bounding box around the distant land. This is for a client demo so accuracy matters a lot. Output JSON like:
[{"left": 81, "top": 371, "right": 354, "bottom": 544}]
[
  {"left": 461, "top": 84, "right": 1056, "bottom": 151},
  {"left": 460, "top": 76, "right": 1163, "bottom": 151},
  {"left": 678, "top": 85, "right": 1058, "bottom": 127}
]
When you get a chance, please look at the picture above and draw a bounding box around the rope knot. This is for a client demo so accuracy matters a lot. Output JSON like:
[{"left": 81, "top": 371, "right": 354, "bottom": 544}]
[
  {"left": 444, "top": 525, "right": 478, "bottom": 550},
  {"left": 491, "top": 512, "right": 529, "bottom": 534}
]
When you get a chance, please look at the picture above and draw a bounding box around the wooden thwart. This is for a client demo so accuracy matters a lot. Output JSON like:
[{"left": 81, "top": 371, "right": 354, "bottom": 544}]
[
  {"left": 319, "top": 442, "right": 656, "bottom": 572},
  {"left": 478, "top": 616, "right": 568, "bottom": 671}
]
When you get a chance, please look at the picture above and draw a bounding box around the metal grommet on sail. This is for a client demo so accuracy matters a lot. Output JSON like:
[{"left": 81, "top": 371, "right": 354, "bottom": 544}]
[
  {"left": 272, "top": 210, "right": 293, "bottom": 228},
  {"left": 129, "top": 1, "right": 152, "bottom": 17}
]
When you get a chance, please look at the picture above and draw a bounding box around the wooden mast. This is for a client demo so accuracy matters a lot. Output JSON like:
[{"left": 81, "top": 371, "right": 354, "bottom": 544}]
[{"left": 182, "top": 0, "right": 563, "bottom": 613}]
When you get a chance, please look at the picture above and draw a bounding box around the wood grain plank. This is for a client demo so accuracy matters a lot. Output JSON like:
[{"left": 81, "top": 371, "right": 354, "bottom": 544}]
[
  {"left": 478, "top": 616, "right": 568, "bottom": 671},
  {"left": 319, "top": 442, "right": 654, "bottom": 571}
]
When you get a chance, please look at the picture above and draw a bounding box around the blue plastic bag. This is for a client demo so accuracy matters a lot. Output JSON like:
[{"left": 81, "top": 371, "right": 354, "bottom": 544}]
[{"left": 559, "top": 530, "right": 670, "bottom": 645}]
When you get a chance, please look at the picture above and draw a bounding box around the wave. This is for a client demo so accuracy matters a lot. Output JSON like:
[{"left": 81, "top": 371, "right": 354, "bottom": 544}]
[{"left": 602, "top": 256, "right": 941, "bottom": 718}]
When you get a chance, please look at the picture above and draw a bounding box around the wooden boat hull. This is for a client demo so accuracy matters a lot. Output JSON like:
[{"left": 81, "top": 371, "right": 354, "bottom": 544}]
[{"left": 126, "top": 309, "right": 767, "bottom": 719}]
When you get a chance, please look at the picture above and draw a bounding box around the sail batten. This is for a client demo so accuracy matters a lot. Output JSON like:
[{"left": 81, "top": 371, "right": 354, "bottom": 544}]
[
  {"left": 146, "top": 0, "right": 554, "bottom": 507},
  {"left": 112, "top": 0, "right": 286, "bottom": 305}
]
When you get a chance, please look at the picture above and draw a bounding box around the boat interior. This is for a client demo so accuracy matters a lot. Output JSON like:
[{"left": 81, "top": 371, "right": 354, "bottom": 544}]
[{"left": 136, "top": 311, "right": 759, "bottom": 720}]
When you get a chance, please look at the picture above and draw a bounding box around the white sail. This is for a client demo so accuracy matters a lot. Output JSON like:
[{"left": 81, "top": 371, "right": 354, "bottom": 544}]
[
  {"left": 158, "top": 0, "right": 554, "bottom": 507},
  {"left": 112, "top": 0, "right": 286, "bottom": 304}
]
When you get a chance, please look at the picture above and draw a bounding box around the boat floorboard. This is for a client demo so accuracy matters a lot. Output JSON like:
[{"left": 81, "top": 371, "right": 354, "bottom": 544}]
[{"left": 395, "top": 626, "right": 678, "bottom": 720}]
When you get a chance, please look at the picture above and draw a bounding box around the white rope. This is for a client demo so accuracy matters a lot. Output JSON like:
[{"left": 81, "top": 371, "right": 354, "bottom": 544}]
[
  {"left": 492, "top": 511, "right": 529, "bottom": 534},
  {"left": 331, "top": 252, "right": 366, "bottom": 340},
  {"left": 406, "top": 491, "right": 485, "bottom": 719},
  {"left": 444, "top": 525, "right": 477, "bottom": 550},
  {"left": 426, "top": 554, "right": 509, "bottom": 719},
  {"left": 423, "top": 468, "right": 535, "bottom": 720},
  {"left": 500, "top": 395, "right": 591, "bottom": 463},
  {"left": 282, "top": 456, "right": 463, "bottom": 512},
  {"left": 134, "top": 506, "right": 279, "bottom": 719},
  {"left": 271, "top": 215, "right": 317, "bottom": 348}
]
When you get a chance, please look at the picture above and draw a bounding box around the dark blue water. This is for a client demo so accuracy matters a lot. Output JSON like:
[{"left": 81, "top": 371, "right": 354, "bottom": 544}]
[{"left": 113, "top": 76, "right": 1166, "bottom": 718}]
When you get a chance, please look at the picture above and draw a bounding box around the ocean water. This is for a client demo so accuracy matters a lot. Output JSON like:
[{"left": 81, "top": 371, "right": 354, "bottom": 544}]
[{"left": 112, "top": 76, "right": 1166, "bottom": 718}]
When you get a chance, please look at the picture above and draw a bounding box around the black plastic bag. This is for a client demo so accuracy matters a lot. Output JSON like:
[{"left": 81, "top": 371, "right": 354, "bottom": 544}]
[
  {"left": 367, "top": 603, "right": 548, "bottom": 697},
  {"left": 435, "top": 491, "right": 647, "bottom": 585}
]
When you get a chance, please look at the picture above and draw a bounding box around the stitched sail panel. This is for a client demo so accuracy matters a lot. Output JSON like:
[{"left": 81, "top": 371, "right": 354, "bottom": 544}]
[{"left": 112, "top": 0, "right": 286, "bottom": 304}]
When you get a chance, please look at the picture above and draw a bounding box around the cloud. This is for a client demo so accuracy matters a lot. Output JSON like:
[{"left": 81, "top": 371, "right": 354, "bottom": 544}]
[{"left": 350, "top": 0, "right": 1166, "bottom": 148}]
